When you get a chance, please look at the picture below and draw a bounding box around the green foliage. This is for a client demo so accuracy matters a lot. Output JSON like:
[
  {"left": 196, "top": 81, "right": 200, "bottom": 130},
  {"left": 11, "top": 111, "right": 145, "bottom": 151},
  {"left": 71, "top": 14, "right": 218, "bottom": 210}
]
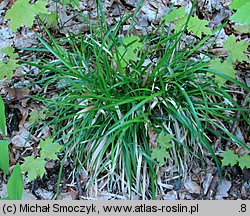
[
  {"left": 173, "top": 16, "right": 187, "bottom": 33},
  {"left": 0, "top": 90, "right": 23, "bottom": 200},
  {"left": 0, "top": 60, "right": 19, "bottom": 80},
  {"left": 21, "top": 2, "right": 250, "bottom": 197},
  {"left": 0, "top": 47, "right": 18, "bottom": 59},
  {"left": 164, "top": 7, "right": 188, "bottom": 33},
  {"left": 221, "top": 150, "right": 239, "bottom": 167},
  {"left": 40, "top": 138, "right": 62, "bottom": 160},
  {"left": 187, "top": 16, "right": 212, "bottom": 38},
  {"left": 221, "top": 150, "right": 250, "bottom": 169},
  {"left": 0, "top": 97, "right": 9, "bottom": 175},
  {"left": 151, "top": 148, "right": 170, "bottom": 166},
  {"left": 164, "top": 7, "right": 211, "bottom": 38},
  {"left": 5, "top": 0, "right": 34, "bottom": 30},
  {"left": 231, "top": 8, "right": 250, "bottom": 25},
  {"left": 233, "top": 24, "right": 250, "bottom": 33},
  {"left": 1, "top": 164, "right": 24, "bottom": 200},
  {"left": 39, "top": 12, "right": 58, "bottom": 27},
  {"left": 32, "top": 0, "right": 48, "bottom": 15},
  {"left": 230, "top": 0, "right": 248, "bottom": 9},
  {"left": 208, "top": 60, "right": 236, "bottom": 87},
  {"left": 151, "top": 131, "right": 173, "bottom": 166},
  {"left": 115, "top": 36, "right": 143, "bottom": 68},
  {"left": 0, "top": 140, "right": 9, "bottom": 174},
  {"left": 122, "top": 36, "right": 144, "bottom": 49},
  {"left": 6, "top": 164, "right": 24, "bottom": 200},
  {"left": 29, "top": 109, "right": 48, "bottom": 124},
  {"left": 165, "top": 8, "right": 212, "bottom": 38},
  {"left": 238, "top": 154, "right": 250, "bottom": 169},
  {"left": 21, "top": 138, "right": 61, "bottom": 181},
  {"left": 223, "top": 35, "right": 248, "bottom": 62},
  {"left": 0, "top": 96, "right": 6, "bottom": 136},
  {"left": 4, "top": 0, "right": 49, "bottom": 30},
  {"left": 230, "top": 0, "right": 250, "bottom": 25},
  {"left": 208, "top": 34, "right": 248, "bottom": 87},
  {"left": 63, "top": 0, "right": 80, "bottom": 7},
  {"left": 157, "top": 131, "right": 173, "bottom": 149},
  {"left": 21, "top": 156, "right": 46, "bottom": 182},
  {"left": 0, "top": 46, "right": 19, "bottom": 80},
  {"left": 163, "top": 7, "right": 186, "bottom": 22}
]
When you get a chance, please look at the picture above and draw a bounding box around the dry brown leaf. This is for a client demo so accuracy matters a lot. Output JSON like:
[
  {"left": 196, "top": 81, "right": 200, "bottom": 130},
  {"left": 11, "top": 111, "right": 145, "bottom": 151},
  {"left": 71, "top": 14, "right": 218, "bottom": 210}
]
[
  {"left": 148, "top": 127, "right": 157, "bottom": 148},
  {"left": 215, "top": 179, "right": 232, "bottom": 199},
  {"left": 184, "top": 178, "right": 201, "bottom": 194},
  {"left": 6, "top": 87, "right": 30, "bottom": 107}
]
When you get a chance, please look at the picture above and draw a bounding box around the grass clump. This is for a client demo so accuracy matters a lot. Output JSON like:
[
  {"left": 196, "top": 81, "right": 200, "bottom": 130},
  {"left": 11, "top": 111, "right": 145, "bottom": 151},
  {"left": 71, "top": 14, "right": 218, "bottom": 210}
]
[{"left": 22, "top": 2, "right": 249, "bottom": 199}]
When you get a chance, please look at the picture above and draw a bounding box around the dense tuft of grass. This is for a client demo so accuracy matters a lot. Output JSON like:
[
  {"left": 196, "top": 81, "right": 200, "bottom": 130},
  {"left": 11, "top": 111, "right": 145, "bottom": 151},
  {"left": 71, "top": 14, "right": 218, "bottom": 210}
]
[{"left": 22, "top": 2, "right": 249, "bottom": 199}]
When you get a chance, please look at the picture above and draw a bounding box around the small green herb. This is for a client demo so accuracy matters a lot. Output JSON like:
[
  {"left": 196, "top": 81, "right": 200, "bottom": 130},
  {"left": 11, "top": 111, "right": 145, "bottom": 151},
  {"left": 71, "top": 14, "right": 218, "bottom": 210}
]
[
  {"left": 230, "top": 0, "right": 250, "bottom": 25},
  {"left": 21, "top": 156, "right": 46, "bottom": 182},
  {"left": 39, "top": 12, "right": 58, "bottom": 27},
  {"left": 221, "top": 150, "right": 239, "bottom": 167},
  {"left": 21, "top": 138, "right": 62, "bottom": 182},
  {"left": 29, "top": 109, "right": 48, "bottom": 124},
  {"left": 0, "top": 47, "right": 18, "bottom": 59},
  {"left": 4, "top": 0, "right": 49, "bottom": 30},
  {"left": 151, "top": 131, "right": 173, "bottom": 166},
  {"left": 115, "top": 35, "right": 143, "bottom": 68},
  {"left": 238, "top": 154, "right": 250, "bottom": 169},
  {"left": 208, "top": 59, "right": 236, "bottom": 87},
  {"left": 187, "top": 16, "right": 212, "bottom": 38},
  {"left": 223, "top": 35, "right": 248, "bottom": 62},
  {"left": 40, "top": 138, "right": 62, "bottom": 160},
  {"left": 163, "top": 7, "right": 186, "bottom": 23},
  {"left": 221, "top": 150, "right": 250, "bottom": 169},
  {"left": 0, "top": 46, "right": 19, "bottom": 80}
]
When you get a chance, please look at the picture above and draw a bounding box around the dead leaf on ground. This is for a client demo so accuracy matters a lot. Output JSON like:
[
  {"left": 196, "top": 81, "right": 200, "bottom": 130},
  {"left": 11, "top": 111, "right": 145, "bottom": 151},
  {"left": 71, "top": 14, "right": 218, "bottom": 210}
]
[
  {"left": 11, "top": 128, "right": 32, "bottom": 148},
  {"left": 184, "top": 178, "right": 201, "bottom": 194},
  {"left": 22, "top": 190, "right": 37, "bottom": 200},
  {"left": 6, "top": 87, "right": 30, "bottom": 107},
  {"left": 163, "top": 190, "right": 178, "bottom": 200},
  {"left": 215, "top": 179, "right": 232, "bottom": 200},
  {"left": 35, "top": 188, "right": 54, "bottom": 200},
  {"left": 203, "top": 173, "right": 214, "bottom": 195}
]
